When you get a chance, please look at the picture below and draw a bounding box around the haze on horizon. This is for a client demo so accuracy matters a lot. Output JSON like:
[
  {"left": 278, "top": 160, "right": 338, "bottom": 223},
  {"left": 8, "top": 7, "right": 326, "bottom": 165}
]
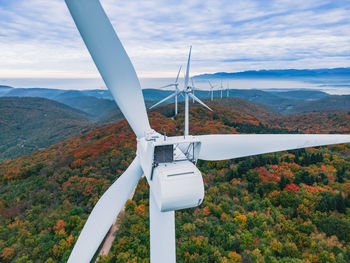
[{"left": 0, "top": 0, "right": 350, "bottom": 80}]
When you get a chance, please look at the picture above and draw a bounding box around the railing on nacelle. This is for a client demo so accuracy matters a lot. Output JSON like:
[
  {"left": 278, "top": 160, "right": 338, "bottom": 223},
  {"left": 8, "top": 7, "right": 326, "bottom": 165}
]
[{"left": 152, "top": 140, "right": 200, "bottom": 167}]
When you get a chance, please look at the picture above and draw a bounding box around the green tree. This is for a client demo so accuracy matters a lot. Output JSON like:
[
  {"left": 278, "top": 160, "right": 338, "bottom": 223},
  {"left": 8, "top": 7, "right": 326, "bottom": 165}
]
[
  {"left": 336, "top": 192, "right": 346, "bottom": 213},
  {"left": 317, "top": 217, "right": 350, "bottom": 242}
]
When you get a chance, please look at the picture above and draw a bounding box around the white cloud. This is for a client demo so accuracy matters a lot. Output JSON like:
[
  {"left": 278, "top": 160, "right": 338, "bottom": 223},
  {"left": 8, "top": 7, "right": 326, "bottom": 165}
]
[{"left": 0, "top": 0, "right": 349, "bottom": 79}]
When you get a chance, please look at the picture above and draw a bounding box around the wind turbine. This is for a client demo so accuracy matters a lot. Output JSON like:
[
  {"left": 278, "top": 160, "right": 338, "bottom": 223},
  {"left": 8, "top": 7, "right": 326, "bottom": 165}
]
[
  {"left": 183, "top": 46, "right": 212, "bottom": 136},
  {"left": 226, "top": 82, "right": 230, "bottom": 97},
  {"left": 150, "top": 47, "right": 212, "bottom": 120},
  {"left": 190, "top": 78, "right": 205, "bottom": 105},
  {"left": 220, "top": 80, "right": 223, "bottom": 99},
  {"left": 208, "top": 80, "right": 216, "bottom": 101},
  {"left": 65, "top": 1, "right": 350, "bottom": 262},
  {"left": 191, "top": 78, "right": 195, "bottom": 103},
  {"left": 149, "top": 66, "right": 182, "bottom": 115}
]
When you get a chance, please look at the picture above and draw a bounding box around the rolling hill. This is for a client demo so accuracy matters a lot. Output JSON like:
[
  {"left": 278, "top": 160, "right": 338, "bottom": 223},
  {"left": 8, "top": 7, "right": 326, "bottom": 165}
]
[
  {"left": 271, "top": 111, "right": 350, "bottom": 134},
  {"left": 4, "top": 85, "right": 350, "bottom": 117},
  {"left": 269, "top": 90, "right": 329, "bottom": 101},
  {"left": 0, "top": 88, "right": 170, "bottom": 119},
  {"left": 203, "top": 97, "right": 281, "bottom": 121},
  {"left": 0, "top": 105, "right": 349, "bottom": 262},
  {"left": 55, "top": 95, "right": 119, "bottom": 119},
  {"left": 2, "top": 95, "right": 349, "bottom": 162},
  {"left": 281, "top": 95, "right": 350, "bottom": 115},
  {"left": 142, "top": 89, "right": 349, "bottom": 116},
  {"left": 0, "top": 85, "right": 14, "bottom": 96},
  {"left": 0, "top": 97, "right": 94, "bottom": 161},
  {"left": 151, "top": 97, "right": 281, "bottom": 124}
]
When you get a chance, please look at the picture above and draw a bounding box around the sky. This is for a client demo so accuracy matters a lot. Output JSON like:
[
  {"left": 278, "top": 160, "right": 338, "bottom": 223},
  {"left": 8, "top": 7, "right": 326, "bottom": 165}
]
[{"left": 0, "top": 0, "right": 350, "bottom": 79}]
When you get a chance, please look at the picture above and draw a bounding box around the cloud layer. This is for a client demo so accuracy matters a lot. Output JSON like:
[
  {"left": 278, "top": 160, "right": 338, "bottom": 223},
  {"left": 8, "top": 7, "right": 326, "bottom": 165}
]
[{"left": 0, "top": 0, "right": 349, "bottom": 78}]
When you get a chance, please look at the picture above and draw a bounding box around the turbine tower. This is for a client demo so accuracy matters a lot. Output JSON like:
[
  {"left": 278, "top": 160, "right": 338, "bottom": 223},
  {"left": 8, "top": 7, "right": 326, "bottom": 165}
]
[
  {"left": 220, "top": 80, "right": 223, "bottom": 99},
  {"left": 227, "top": 82, "right": 230, "bottom": 97},
  {"left": 208, "top": 80, "right": 216, "bottom": 101},
  {"left": 149, "top": 66, "right": 182, "bottom": 115},
  {"left": 183, "top": 46, "right": 212, "bottom": 136},
  {"left": 64, "top": 0, "right": 350, "bottom": 262},
  {"left": 191, "top": 78, "right": 196, "bottom": 103}
]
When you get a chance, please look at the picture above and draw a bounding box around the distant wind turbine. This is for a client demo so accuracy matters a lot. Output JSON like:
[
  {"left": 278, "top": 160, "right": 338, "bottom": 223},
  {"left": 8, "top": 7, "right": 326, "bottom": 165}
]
[
  {"left": 191, "top": 78, "right": 196, "bottom": 103},
  {"left": 183, "top": 46, "right": 212, "bottom": 136},
  {"left": 150, "top": 47, "right": 211, "bottom": 119},
  {"left": 149, "top": 66, "right": 182, "bottom": 115},
  {"left": 208, "top": 80, "right": 217, "bottom": 101},
  {"left": 226, "top": 82, "right": 229, "bottom": 97},
  {"left": 220, "top": 80, "right": 223, "bottom": 99}
]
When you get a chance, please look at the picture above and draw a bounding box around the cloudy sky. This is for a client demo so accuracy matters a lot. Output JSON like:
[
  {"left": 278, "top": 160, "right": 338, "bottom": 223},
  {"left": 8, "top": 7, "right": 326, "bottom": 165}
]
[{"left": 0, "top": 0, "right": 349, "bottom": 78}]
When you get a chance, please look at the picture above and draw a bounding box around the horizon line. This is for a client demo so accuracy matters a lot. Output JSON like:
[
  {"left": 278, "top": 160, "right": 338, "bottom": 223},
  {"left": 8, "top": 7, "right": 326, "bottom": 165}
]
[{"left": 1, "top": 66, "right": 350, "bottom": 79}]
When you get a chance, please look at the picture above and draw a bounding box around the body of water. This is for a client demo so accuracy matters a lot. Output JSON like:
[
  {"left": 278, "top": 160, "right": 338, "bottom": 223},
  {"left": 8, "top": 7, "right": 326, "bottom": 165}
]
[{"left": 1, "top": 77, "right": 349, "bottom": 95}]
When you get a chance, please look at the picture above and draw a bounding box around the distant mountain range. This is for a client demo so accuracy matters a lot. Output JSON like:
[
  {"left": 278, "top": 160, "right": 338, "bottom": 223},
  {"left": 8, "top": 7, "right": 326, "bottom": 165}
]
[
  {"left": 194, "top": 67, "right": 350, "bottom": 79},
  {"left": 1, "top": 84, "right": 350, "bottom": 117}
]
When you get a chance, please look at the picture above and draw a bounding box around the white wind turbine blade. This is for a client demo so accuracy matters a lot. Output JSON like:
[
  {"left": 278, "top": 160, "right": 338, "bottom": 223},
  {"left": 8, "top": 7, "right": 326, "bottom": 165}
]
[
  {"left": 184, "top": 46, "right": 192, "bottom": 89},
  {"left": 208, "top": 81, "right": 217, "bottom": 90},
  {"left": 188, "top": 93, "right": 213, "bottom": 111},
  {"left": 191, "top": 78, "right": 195, "bottom": 103},
  {"left": 65, "top": 0, "right": 150, "bottom": 138},
  {"left": 175, "top": 66, "right": 182, "bottom": 84},
  {"left": 191, "top": 78, "right": 195, "bottom": 89},
  {"left": 67, "top": 157, "right": 143, "bottom": 263},
  {"left": 159, "top": 84, "right": 176, "bottom": 89},
  {"left": 208, "top": 81, "right": 215, "bottom": 101},
  {"left": 149, "top": 91, "right": 178, "bottom": 109},
  {"left": 196, "top": 134, "right": 350, "bottom": 161}
]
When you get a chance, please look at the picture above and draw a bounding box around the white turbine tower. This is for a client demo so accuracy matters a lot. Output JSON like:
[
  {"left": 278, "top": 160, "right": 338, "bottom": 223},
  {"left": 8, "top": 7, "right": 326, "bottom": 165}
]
[
  {"left": 191, "top": 78, "right": 196, "bottom": 103},
  {"left": 208, "top": 80, "right": 217, "bottom": 101},
  {"left": 227, "top": 82, "right": 230, "bottom": 97},
  {"left": 183, "top": 46, "right": 212, "bottom": 136},
  {"left": 190, "top": 78, "right": 206, "bottom": 105},
  {"left": 220, "top": 80, "right": 223, "bottom": 99},
  {"left": 149, "top": 66, "right": 182, "bottom": 115},
  {"left": 65, "top": 1, "right": 350, "bottom": 262}
]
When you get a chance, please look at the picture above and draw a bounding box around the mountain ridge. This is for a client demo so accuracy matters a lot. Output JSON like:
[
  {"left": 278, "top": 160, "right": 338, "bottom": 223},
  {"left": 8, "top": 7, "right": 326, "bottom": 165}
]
[
  {"left": 194, "top": 67, "right": 350, "bottom": 79},
  {"left": 0, "top": 97, "right": 95, "bottom": 162},
  {"left": 2, "top": 95, "right": 350, "bottom": 161}
]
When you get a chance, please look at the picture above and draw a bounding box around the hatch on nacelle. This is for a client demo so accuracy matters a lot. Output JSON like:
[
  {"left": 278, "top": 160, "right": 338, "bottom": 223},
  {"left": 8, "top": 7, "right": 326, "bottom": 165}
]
[{"left": 154, "top": 145, "right": 174, "bottom": 163}]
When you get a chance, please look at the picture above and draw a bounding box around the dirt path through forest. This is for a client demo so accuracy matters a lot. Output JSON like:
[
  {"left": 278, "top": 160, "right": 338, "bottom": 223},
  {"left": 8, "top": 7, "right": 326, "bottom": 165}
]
[{"left": 96, "top": 184, "right": 138, "bottom": 261}]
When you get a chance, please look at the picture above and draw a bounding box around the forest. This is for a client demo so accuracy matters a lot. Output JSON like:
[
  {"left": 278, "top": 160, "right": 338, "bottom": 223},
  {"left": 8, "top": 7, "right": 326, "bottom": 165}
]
[{"left": 0, "top": 103, "right": 349, "bottom": 263}]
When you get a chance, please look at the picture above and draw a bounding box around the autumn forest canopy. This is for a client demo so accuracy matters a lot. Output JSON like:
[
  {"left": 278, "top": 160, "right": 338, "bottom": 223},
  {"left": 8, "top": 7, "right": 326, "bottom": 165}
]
[{"left": 0, "top": 99, "right": 350, "bottom": 262}]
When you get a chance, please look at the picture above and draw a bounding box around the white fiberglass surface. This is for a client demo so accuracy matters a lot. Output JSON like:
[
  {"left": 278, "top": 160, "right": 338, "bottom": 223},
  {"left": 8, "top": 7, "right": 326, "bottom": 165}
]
[{"left": 197, "top": 134, "right": 350, "bottom": 161}]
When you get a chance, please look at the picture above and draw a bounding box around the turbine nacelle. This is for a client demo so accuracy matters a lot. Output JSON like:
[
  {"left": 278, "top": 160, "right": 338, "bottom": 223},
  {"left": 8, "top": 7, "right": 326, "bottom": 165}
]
[
  {"left": 137, "top": 132, "right": 204, "bottom": 212},
  {"left": 185, "top": 85, "right": 193, "bottom": 93}
]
